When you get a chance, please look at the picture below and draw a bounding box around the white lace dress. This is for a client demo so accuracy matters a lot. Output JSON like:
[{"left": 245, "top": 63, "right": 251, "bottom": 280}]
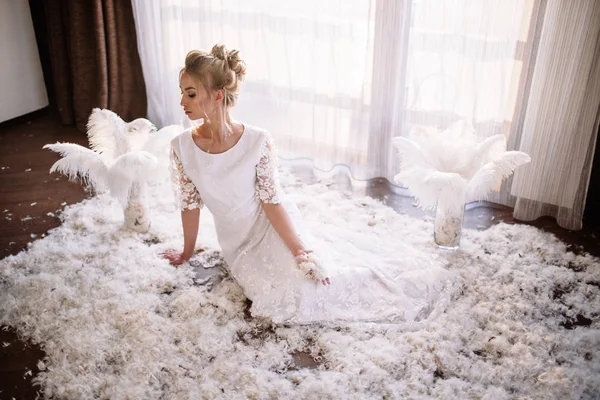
[{"left": 170, "top": 124, "right": 459, "bottom": 325}]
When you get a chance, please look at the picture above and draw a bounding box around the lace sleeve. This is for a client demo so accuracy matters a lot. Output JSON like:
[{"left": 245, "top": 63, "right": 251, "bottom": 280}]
[
  {"left": 255, "top": 134, "right": 282, "bottom": 204},
  {"left": 169, "top": 149, "right": 204, "bottom": 211}
]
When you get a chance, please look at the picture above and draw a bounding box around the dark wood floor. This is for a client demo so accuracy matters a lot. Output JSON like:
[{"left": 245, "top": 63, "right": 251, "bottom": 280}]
[
  {"left": 0, "top": 110, "right": 88, "bottom": 399},
  {"left": 0, "top": 110, "right": 598, "bottom": 399}
]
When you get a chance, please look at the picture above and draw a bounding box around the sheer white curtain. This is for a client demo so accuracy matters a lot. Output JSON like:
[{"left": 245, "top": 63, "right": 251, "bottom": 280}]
[
  {"left": 507, "top": 0, "right": 600, "bottom": 230},
  {"left": 132, "top": 0, "right": 600, "bottom": 230},
  {"left": 131, "top": 0, "right": 375, "bottom": 177}
]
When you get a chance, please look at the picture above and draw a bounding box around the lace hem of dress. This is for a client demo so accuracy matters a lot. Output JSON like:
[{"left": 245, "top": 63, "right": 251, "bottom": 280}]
[
  {"left": 169, "top": 149, "right": 204, "bottom": 211},
  {"left": 255, "top": 134, "right": 282, "bottom": 204}
]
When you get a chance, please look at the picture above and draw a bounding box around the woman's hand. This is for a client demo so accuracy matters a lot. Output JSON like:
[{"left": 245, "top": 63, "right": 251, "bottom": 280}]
[
  {"left": 295, "top": 252, "right": 331, "bottom": 286},
  {"left": 161, "top": 249, "right": 192, "bottom": 266}
]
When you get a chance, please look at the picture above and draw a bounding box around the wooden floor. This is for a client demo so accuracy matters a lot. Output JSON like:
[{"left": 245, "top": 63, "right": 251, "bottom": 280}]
[
  {"left": 0, "top": 110, "right": 598, "bottom": 398},
  {"left": 0, "top": 110, "right": 88, "bottom": 398}
]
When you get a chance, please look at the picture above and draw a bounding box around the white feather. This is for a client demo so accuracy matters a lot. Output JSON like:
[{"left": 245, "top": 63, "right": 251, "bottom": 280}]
[
  {"left": 124, "top": 118, "right": 156, "bottom": 151},
  {"left": 107, "top": 151, "right": 158, "bottom": 206},
  {"left": 425, "top": 171, "right": 468, "bottom": 194},
  {"left": 409, "top": 126, "right": 449, "bottom": 171},
  {"left": 476, "top": 134, "right": 507, "bottom": 162},
  {"left": 466, "top": 134, "right": 507, "bottom": 174},
  {"left": 86, "top": 108, "right": 129, "bottom": 161},
  {"left": 412, "top": 126, "right": 472, "bottom": 172},
  {"left": 391, "top": 137, "right": 428, "bottom": 169},
  {"left": 142, "top": 124, "right": 183, "bottom": 158},
  {"left": 43, "top": 143, "right": 108, "bottom": 191},
  {"left": 466, "top": 151, "right": 531, "bottom": 202},
  {"left": 445, "top": 134, "right": 504, "bottom": 180},
  {"left": 392, "top": 121, "right": 531, "bottom": 210},
  {"left": 394, "top": 167, "right": 467, "bottom": 210}
]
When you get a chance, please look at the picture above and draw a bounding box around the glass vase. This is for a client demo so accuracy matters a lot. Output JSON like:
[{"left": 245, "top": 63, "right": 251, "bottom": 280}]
[
  {"left": 123, "top": 181, "right": 151, "bottom": 233},
  {"left": 433, "top": 197, "right": 465, "bottom": 250}
]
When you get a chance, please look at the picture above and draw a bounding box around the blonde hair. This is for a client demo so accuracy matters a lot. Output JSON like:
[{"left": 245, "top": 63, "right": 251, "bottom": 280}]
[{"left": 181, "top": 44, "right": 246, "bottom": 108}]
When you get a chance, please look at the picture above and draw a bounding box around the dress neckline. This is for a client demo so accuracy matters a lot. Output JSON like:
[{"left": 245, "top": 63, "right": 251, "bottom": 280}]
[{"left": 189, "top": 123, "right": 247, "bottom": 156}]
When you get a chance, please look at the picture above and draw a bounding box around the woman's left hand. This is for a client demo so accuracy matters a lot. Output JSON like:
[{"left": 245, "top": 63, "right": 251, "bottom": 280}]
[{"left": 295, "top": 252, "right": 331, "bottom": 286}]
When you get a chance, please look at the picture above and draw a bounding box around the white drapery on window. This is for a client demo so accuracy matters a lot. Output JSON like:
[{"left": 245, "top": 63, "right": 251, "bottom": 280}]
[{"left": 132, "top": 0, "right": 600, "bottom": 230}]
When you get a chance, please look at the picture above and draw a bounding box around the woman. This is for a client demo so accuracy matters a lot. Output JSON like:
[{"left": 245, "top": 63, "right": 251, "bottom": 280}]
[{"left": 163, "top": 45, "right": 459, "bottom": 324}]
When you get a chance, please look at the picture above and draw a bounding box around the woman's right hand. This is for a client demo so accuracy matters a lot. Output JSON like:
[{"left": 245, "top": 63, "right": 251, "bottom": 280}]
[{"left": 161, "top": 249, "right": 192, "bottom": 266}]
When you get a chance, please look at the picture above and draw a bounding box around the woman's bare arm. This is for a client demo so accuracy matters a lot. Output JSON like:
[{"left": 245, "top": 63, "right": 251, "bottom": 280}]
[
  {"left": 181, "top": 208, "right": 200, "bottom": 258},
  {"left": 162, "top": 208, "right": 200, "bottom": 265},
  {"left": 262, "top": 202, "right": 330, "bottom": 285},
  {"left": 262, "top": 202, "right": 306, "bottom": 256},
  {"left": 163, "top": 148, "right": 203, "bottom": 266}
]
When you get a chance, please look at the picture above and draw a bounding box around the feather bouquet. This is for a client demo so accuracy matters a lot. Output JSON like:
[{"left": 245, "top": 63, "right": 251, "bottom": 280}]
[
  {"left": 44, "top": 108, "right": 181, "bottom": 232},
  {"left": 392, "top": 121, "right": 531, "bottom": 249}
]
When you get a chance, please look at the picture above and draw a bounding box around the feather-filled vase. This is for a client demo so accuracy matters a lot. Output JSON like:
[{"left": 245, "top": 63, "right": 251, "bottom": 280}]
[
  {"left": 44, "top": 108, "right": 181, "bottom": 233},
  {"left": 392, "top": 120, "right": 531, "bottom": 250},
  {"left": 434, "top": 194, "right": 465, "bottom": 250}
]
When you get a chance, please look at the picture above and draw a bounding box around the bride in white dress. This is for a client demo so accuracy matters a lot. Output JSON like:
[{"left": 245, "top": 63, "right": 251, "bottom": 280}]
[{"left": 163, "top": 45, "right": 459, "bottom": 324}]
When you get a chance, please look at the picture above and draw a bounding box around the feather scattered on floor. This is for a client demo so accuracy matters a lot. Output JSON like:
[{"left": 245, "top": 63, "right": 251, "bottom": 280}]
[{"left": 1, "top": 166, "right": 599, "bottom": 399}]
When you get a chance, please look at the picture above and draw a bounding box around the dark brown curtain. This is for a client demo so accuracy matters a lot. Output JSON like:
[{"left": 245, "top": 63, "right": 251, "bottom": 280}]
[
  {"left": 584, "top": 125, "right": 600, "bottom": 225},
  {"left": 42, "top": 0, "right": 146, "bottom": 131}
]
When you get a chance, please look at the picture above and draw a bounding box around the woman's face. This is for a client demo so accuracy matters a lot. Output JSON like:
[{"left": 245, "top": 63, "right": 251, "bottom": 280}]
[{"left": 179, "top": 71, "right": 213, "bottom": 121}]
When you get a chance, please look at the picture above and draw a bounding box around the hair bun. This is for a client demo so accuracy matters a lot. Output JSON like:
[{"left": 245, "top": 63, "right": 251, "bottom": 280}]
[
  {"left": 211, "top": 44, "right": 228, "bottom": 62},
  {"left": 225, "top": 49, "right": 246, "bottom": 81},
  {"left": 211, "top": 44, "right": 246, "bottom": 81}
]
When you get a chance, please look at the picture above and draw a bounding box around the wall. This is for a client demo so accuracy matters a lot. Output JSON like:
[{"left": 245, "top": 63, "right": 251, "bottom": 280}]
[{"left": 0, "top": 1, "right": 48, "bottom": 122}]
